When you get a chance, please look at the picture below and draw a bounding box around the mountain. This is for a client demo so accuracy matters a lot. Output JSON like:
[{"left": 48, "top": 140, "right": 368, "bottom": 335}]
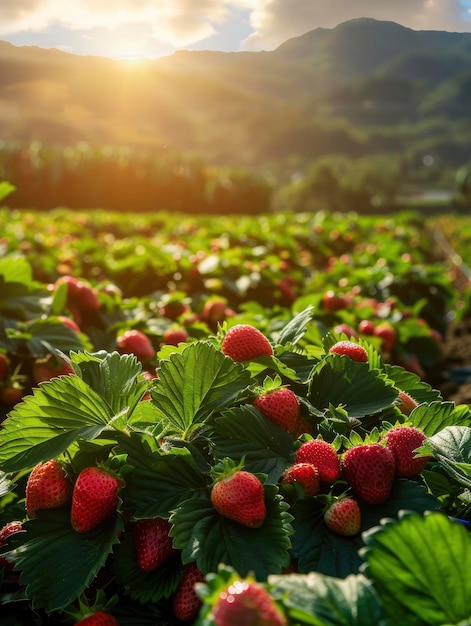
[{"left": 1, "top": 17, "right": 470, "bottom": 176}]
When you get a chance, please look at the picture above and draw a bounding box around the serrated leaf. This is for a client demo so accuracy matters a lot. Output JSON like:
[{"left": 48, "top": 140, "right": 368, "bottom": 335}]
[
  {"left": 292, "top": 480, "right": 441, "bottom": 578},
  {"left": 308, "top": 356, "right": 397, "bottom": 417},
  {"left": 269, "top": 572, "right": 385, "bottom": 626},
  {"left": 7, "top": 509, "right": 123, "bottom": 612},
  {"left": 150, "top": 341, "right": 252, "bottom": 436},
  {"left": 24, "top": 318, "right": 89, "bottom": 357},
  {"left": 425, "top": 426, "right": 471, "bottom": 488},
  {"left": 361, "top": 511, "right": 471, "bottom": 626},
  {"left": 385, "top": 364, "right": 442, "bottom": 404},
  {"left": 211, "top": 405, "right": 295, "bottom": 483},
  {"left": 0, "top": 376, "right": 115, "bottom": 472},
  {"left": 122, "top": 447, "right": 209, "bottom": 519},
  {"left": 111, "top": 529, "right": 182, "bottom": 603},
  {"left": 170, "top": 484, "right": 293, "bottom": 580},
  {"left": 411, "top": 402, "right": 471, "bottom": 437},
  {"left": 276, "top": 305, "right": 315, "bottom": 345}
]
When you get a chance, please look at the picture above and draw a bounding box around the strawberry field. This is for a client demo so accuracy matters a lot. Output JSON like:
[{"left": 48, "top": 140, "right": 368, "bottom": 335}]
[{"left": 1, "top": 192, "right": 471, "bottom": 625}]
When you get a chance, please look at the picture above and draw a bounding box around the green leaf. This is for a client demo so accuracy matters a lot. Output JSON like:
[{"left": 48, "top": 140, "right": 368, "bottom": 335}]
[
  {"left": 121, "top": 447, "right": 209, "bottom": 519},
  {"left": 0, "top": 376, "right": 115, "bottom": 472},
  {"left": 384, "top": 365, "right": 442, "bottom": 405},
  {"left": 70, "top": 351, "right": 148, "bottom": 417},
  {"left": 22, "top": 318, "right": 90, "bottom": 357},
  {"left": 7, "top": 509, "right": 123, "bottom": 612},
  {"left": 269, "top": 572, "right": 385, "bottom": 626},
  {"left": 170, "top": 484, "right": 293, "bottom": 580},
  {"left": 361, "top": 511, "right": 471, "bottom": 626},
  {"left": 424, "top": 426, "right": 471, "bottom": 489},
  {"left": 411, "top": 402, "right": 471, "bottom": 437},
  {"left": 211, "top": 405, "right": 295, "bottom": 483},
  {"left": 150, "top": 341, "right": 252, "bottom": 436},
  {"left": 111, "top": 528, "right": 182, "bottom": 603},
  {"left": 308, "top": 356, "right": 397, "bottom": 417},
  {"left": 292, "top": 480, "right": 441, "bottom": 578},
  {"left": 275, "top": 305, "right": 315, "bottom": 345},
  {"left": 0, "top": 181, "right": 16, "bottom": 203}
]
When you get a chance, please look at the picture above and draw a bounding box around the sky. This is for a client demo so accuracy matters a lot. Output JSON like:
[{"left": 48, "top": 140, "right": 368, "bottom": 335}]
[{"left": 1, "top": 0, "right": 471, "bottom": 61}]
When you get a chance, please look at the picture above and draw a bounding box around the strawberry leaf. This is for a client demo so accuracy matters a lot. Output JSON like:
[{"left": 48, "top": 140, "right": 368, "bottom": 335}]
[
  {"left": 269, "top": 572, "right": 384, "bottom": 626},
  {"left": 150, "top": 341, "right": 252, "bottom": 436},
  {"left": 23, "top": 318, "right": 90, "bottom": 356},
  {"left": 308, "top": 356, "right": 397, "bottom": 417},
  {"left": 0, "top": 376, "right": 117, "bottom": 472},
  {"left": 211, "top": 405, "right": 295, "bottom": 482},
  {"left": 170, "top": 484, "right": 293, "bottom": 580},
  {"left": 384, "top": 364, "right": 442, "bottom": 404},
  {"left": 111, "top": 529, "right": 182, "bottom": 603},
  {"left": 423, "top": 426, "right": 471, "bottom": 488},
  {"left": 275, "top": 305, "right": 315, "bottom": 345},
  {"left": 121, "top": 447, "right": 209, "bottom": 519},
  {"left": 7, "top": 508, "right": 123, "bottom": 612},
  {"left": 361, "top": 511, "right": 471, "bottom": 626},
  {"left": 409, "top": 401, "right": 471, "bottom": 437}
]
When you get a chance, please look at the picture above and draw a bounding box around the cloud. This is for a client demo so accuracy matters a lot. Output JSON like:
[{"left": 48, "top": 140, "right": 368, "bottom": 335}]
[
  {"left": 0, "top": 0, "right": 470, "bottom": 52},
  {"left": 243, "top": 0, "right": 471, "bottom": 50}
]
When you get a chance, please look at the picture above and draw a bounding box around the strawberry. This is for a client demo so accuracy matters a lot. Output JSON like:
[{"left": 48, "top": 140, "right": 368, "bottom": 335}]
[
  {"left": 342, "top": 443, "right": 395, "bottom": 504},
  {"left": 329, "top": 340, "right": 368, "bottom": 362},
  {"left": 133, "top": 517, "right": 175, "bottom": 572},
  {"left": 358, "top": 319, "right": 375, "bottom": 335},
  {"left": 26, "top": 459, "right": 73, "bottom": 518},
  {"left": 32, "top": 354, "right": 75, "bottom": 384},
  {"left": 396, "top": 390, "right": 418, "bottom": 416},
  {"left": 322, "top": 290, "right": 348, "bottom": 312},
  {"left": 373, "top": 322, "right": 396, "bottom": 352},
  {"left": 324, "top": 497, "right": 361, "bottom": 536},
  {"left": 280, "top": 462, "right": 320, "bottom": 496},
  {"left": 173, "top": 562, "right": 204, "bottom": 622},
  {"left": 253, "top": 387, "right": 300, "bottom": 436},
  {"left": 383, "top": 426, "right": 430, "bottom": 477},
  {"left": 116, "top": 329, "right": 155, "bottom": 361},
  {"left": 0, "top": 520, "right": 24, "bottom": 570},
  {"left": 162, "top": 326, "right": 189, "bottom": 346},
  {"left": 221, "top": 324, "right": 273, "bottom": 362},
  {"left": 213, "top": 580, "right": 287, "bottom": 626},
  {"left": 71, "top": 467, "right": 121, "bottom": 533},
  {"left": 333, "top": 323, "right": 359, "bottom": 339},
  {"left": 74, "top": 611, "right": 119, "bottom": 625},
  {"left": 295, "top": 439, "right": 340, "bottom": 485},
  {"left": 211, "top": 466, "right": 266, "bottom": 528}
]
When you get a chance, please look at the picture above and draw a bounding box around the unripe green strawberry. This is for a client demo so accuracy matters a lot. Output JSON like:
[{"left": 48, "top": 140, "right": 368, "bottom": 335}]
[
  {"left": 211, "top": 469, "right": 266, "bottom": 528},
  {"left": 383, "top": 425, "right": 430, "bottom": 477},
  {"left": 221, "top": 324, "right": 273, "bottom": 362},
  {"left": 173, "top": 562, "right": 204, "bottom": 622},
  {"left": 74, "top": 611, "right": 119, "bottom": 626},
  {"left": 281, "top": 463, "right": 320, "bottom": 496},
  {"left": 71, "top": 467, "right": 121, "bottom": 533},
  {"left": 342, "top": 444, "right": 395, "bottom": 504},
  {"left": 133, "top": 517, "right": 175, "bottom": 572},
  {"left": 295, "top": 439, "right": 340, "bottom": 485},
  {"left": 324, "top": 497, "right": 361, "bottom": 536},
  {"left": 213, "top": 580, "right": 287, "bottom": 626},
  {"left": 26, "top": 459, "right": 73, "bottom": 518},
  {"left": 253, "top": 387, "right": 300, "bottom": 436},
  {"left": 329, "top": 340, "right": 368, "bottom": 362}
]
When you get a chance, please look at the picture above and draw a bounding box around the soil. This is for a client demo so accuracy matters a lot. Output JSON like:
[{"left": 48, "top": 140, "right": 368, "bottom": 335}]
[{"left": 431, "top": 313, "right": 471, "bottom": 406}]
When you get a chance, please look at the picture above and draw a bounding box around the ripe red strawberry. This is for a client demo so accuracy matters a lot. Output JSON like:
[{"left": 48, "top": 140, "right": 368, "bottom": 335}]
[
  {"left": 342, "top": 444, "right": 395, "bottom": 504},
  {"left": 333, "top": 323, "right": 359, "bottom": 339},
  {"left": 221, "top": 324, "right": 273, "bottom": 362},
  {"left": 383, "top": 426, "right": 430, "bottom": 477},
  {"left": 329, "top": 341, "right": 368, "bottom": 362},
  {"left": 162, "top": 326, "right": 189, "bottom": 346},
  {"left": 117, "top": 329, "right": 155, "bottom": 361},
  {"left": 26, "top": 459, "right": 73, "bottom": 518},
  {"left": 396, "top": 390, "right": 418, "bottom": 416},
  {"left": 211, "top": 469, "right": 266, "bottom": 528},
  {"left": 173, "top": 562, "right": 204, "bottom": 622},
  {"left": 32, "top": 355, "right": 75, "bottom": 384},
  {"left": 74, "top": 611, "right": 119, "bottom": 625},
  {"left": 374, "top": 322, "right": 396, "bottom": 352},
  {"left": 358, "top": 319, "right": 375, "bottom": 335},
  {"left": 71, "top": 467, "right": 121, "bottom": 533},
  {"left": 324, "top": 497, "right": 361, "bottom": 536},
  {"left": 133, "top": 517, "right": 175, "bottom": 572},
  {"left": 322, "top": 290, "right": 348, "bottom": 312},
  {"left": 280, "top": 463, "right": 320, "bottom": 496},
  {"left": 213, "top": 580, "right": 287, "bottom": 626},
  {"left": 253, "top": 387, "right": 300, "bottom": 436},
  {"left": 295, "top": 439, "right": 340, "bottom": 485},
  {"left": 0, "top": 520, "right": 24, "bottom": 570},
  {"left": 0, "top": 385, "right": 24, "bottom": 406}
]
